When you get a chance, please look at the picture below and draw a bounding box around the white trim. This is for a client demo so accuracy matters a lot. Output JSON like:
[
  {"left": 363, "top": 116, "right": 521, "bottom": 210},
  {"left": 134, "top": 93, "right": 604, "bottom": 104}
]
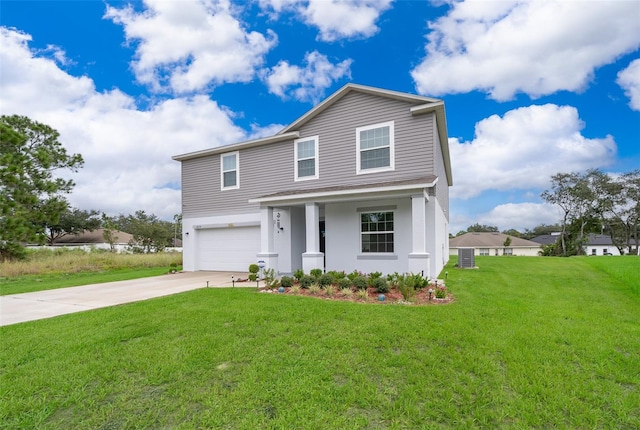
[
  {"left": 356, "top": 121, "right": 395, "bottom": 175},
  {"left": 221, "top": 151, "right": 239, "bottom": 190},
  {"left": 294, "top": 136, "right": 319, "bottom": 181}
]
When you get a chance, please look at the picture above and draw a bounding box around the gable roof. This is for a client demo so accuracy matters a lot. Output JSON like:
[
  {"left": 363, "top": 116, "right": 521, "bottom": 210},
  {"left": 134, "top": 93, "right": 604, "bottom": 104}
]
[
  {"left": 450, "top": 232, "right": 542, "bottom": 248},
  {"left": 530, "top": 234, "right": 562, "bottom": 245},
  {"left": 531, "top": 233, "right": 615, "bottom": 246},
  {"left": 280, "top": 83, "right": 452, "bottom": 186},
  {"left": 172, "top": 83, "right": 452, "bottom": 186}
]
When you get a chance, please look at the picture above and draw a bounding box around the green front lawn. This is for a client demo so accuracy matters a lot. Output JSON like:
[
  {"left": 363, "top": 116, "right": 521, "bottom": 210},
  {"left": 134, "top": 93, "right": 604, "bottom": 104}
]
[{"left": 1, "top": 257, "right": 638, "bottom": 428}]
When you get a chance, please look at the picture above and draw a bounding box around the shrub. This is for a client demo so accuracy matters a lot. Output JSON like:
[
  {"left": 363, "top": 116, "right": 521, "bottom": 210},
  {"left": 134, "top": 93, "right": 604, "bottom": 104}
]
[
  {"left": 408, "top": 273, "right": 429, "bottom": 290},
  {"left": 337, "top": 277, "right": 352, "bottom": 290},
  {"left": 398, "top": 276, "right": 416, "bottom": 301},
  {"left": 308, "top": 285, "right": 321, "bottom": 295},
  {"left": 310, "top": 268, "right": 323, "bottom": 279},
  {"left": 299, "top": 275, "right": 315, "bottom": 289},
  {"left": 325, "top": 285, "right": 336, "bottom": 297},
  {"left": 249, "top": 264, "right": 260, "bottom": 274},
  {"left": 280, "top": 276, "right": 293, "bottom": 288},
  {"left": 248, "top": 273, "right": 257, "bottom": 282},
  {"left": 355, "top": 289, "right": 369, "bottom": 300},
  {"left": 386, "top": 272, "right": 401, "bottom": 288},
  {"left": 290, "top": 285, "right": 301, "bottom": 295},
  {"left": 327, "top": 270, "right": 346, "bottom": 283},
  {"left": 435, "top": 285, "right": 446, "bottom": 299},
  {"left": 263, "top": 268, "right": 277, "bottom": 289},
  {"left": 352, "top": 276, "right": 368, "bottom": 290},
  {"left": 340, "top": 287, "right": 353, "bottom": 298},
  {"left": 293, "top": 269, "right": 304, "bottom": 281},
  {"left": 347, "top": 270, "right": 361, "bottom": 281},
  {"left": 367, "top": 271, "right": 383, "bottom": 282},
  {"left": 372, "top": 277, "right": 389, "bottom": 293},
  {"left": 317, "top": 273, "right": 334, "bottom": 288}
]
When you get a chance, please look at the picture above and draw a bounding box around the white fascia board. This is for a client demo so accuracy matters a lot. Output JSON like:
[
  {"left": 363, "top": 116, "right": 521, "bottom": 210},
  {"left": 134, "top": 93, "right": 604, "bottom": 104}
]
[
  {"left": 172, "top": 131, "right": 299, "bottom": 161},
  {"left": 248, "top": 179, "right": 438, "bottom": 205}
]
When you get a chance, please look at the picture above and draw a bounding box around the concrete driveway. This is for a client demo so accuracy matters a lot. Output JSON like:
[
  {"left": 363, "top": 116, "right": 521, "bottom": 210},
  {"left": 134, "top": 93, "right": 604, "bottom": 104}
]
[{"left": 0, "top": 271, "right": 253, "bottom": 327}]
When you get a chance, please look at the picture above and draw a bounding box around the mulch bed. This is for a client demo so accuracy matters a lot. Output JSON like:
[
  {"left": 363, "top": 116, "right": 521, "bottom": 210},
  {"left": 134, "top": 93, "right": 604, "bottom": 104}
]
[{"left": 258, "top": 285, "right": 454, "bottom": 305}]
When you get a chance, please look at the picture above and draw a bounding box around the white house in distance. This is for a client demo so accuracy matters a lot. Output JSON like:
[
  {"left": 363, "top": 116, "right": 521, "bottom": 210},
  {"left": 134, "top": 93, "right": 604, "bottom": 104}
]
[
  {"left": 173, "top": 84, "right": 453, "bottom": 278},
  {"left": 531, "top": 233, "right": 621, "bottom": 256},
  {"left": 449, "top": 232, "right": 542, "bottom": 256}
]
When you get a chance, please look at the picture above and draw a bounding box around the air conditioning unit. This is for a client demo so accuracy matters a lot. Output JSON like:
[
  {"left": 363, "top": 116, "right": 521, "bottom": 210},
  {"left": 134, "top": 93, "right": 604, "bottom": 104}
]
[{"left": 458, "top": 247, "right": 475, "bottom": 268}]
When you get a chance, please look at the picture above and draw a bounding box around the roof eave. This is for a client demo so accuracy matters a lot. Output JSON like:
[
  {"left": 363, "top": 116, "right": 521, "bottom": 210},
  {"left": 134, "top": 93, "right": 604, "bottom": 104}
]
[{"left": 172, "top": 131, "right": 300, "bottom": 161}]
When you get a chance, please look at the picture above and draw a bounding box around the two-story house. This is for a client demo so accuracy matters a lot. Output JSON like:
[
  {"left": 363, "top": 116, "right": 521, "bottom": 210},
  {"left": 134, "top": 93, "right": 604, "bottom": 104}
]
[{"left": 173, "top": 83, "right": 452, "bottom": 278}]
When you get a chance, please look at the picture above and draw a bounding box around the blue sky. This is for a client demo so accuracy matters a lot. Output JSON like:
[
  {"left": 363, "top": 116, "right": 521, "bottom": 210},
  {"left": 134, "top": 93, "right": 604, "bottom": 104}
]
[{"left": 1, "top": 0, "right": 639, "bottom": 234}]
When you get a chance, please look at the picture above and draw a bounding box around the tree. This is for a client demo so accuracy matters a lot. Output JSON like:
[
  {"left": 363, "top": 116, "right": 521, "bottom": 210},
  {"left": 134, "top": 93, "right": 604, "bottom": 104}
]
[
  {"left": 44, "top": 207, "right": 102, "bottom": 245},
  {"left": 466, "top": 223, "right": 499, "bottom": 233},
  {"left": 502, "top": 229, "right": 523, "bottom": 238},
  {"left": 541, "top": 172, "right": 584, "bottom": 256},
  {"left": 0, "top": 115, "right": 83, "bottom": 260},
  {"left": 101, "top": 213, "right": 119, "bottom": 252},
  {"left": 117, "top": 210, "right": 172, "bottom": 252},
  {"left": 603, "top": 170, "right": 640, "bottom": 254}
]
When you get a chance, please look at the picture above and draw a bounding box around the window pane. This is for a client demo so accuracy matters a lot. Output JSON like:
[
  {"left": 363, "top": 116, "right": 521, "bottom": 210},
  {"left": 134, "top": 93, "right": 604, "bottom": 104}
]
[
  {"left": 223, "top": 171, "right": 236, "bottom": 187},
  {"left": 297, "top": 140, "right": 315, "bottom": 159},
  {"left": 223, "top": 154, "right": 236, "bottom": 171},
  {"left": 360, "top": 126, "right": 389, "bottom": 150},
  {"left": 360, "top": 211, "right": 394, "bottom": 253},
  {"left": 297, "top": 159, "right": 315, "bottom": 177},
  {"left": 361, "top": 147, "right": 390, "bottom": 170}
]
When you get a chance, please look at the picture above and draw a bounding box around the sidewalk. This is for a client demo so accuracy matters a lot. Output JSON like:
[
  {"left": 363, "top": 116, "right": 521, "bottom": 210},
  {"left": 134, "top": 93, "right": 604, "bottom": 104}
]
[{"left": 0, "top": 271, "right": 251, "bottom": 327}]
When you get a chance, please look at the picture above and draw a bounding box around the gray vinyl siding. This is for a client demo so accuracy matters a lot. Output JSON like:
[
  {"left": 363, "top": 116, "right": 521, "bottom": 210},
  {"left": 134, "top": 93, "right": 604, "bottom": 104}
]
[
  {"left": 433, "top": 116, "right": 450, "bottom": 221},
  {"left": 182, "top": 91, "right": 438, "bottom": 218}
]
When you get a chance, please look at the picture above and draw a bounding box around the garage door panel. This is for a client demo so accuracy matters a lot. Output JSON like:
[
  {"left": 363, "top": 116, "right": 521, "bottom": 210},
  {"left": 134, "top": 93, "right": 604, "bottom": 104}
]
[{"left": 196, "top": 227, "right": 260, "bottom": 271}]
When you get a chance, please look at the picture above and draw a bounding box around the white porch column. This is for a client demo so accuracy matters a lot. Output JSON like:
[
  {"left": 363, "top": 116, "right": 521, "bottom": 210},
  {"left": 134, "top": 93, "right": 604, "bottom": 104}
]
[
  {"left": 408, "top": 193, "right": 430, "bottom": 278},
  {"left": 257, "top": 206, "right": 278, "bottom": 272},
  {"left": 302, "top": 202, "right": 324, "bottom": 273}
]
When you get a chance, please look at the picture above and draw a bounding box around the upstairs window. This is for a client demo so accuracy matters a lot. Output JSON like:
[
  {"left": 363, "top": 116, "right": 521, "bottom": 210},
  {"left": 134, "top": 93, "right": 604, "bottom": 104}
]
[
  {"left": 356, "top": 121, "right": 394, "bottom": 174},
  {"left": 221, "top": 152, "right": 239, "bottom": 190},
  {"left": 295, "top": 136, "right": 319, "bottom": 181},
  {"left": 360, "top": 211, "right": 394, "bottom": 253}
]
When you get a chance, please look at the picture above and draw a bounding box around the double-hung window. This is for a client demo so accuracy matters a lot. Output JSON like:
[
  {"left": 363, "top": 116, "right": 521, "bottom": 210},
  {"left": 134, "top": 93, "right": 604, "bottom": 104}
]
[
  {"left": 360, "top": 211, "right": 394, "bottom": 253},
  {"left": 221, "top": 151, "right": 239, "bottom": 190},
  {"left": 294, "top": 136, "right": 319, "bottom": 181},
  {"left": 356, "top": 121, "right": 394, "bottom": 174}
]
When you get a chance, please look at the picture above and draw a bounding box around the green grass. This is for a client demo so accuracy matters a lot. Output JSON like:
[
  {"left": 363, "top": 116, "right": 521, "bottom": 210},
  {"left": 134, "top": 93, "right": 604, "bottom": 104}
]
[
  {"left": 1, "top": 257, "right": 639, "bottom": 428},
  {"left": 0, "top": 267, "right": 177, "bottom": 296}
]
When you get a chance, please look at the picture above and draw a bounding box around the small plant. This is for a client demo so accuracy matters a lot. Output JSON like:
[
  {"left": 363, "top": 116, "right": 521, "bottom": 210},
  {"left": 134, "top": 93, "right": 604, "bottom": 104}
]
[
  {"left": 290, "top": 285, "right": 301, "bottom": 295},
  {"left": 352, "top": 275, "right": 368, "bottom": 290},
  {"left": 337, "top": 277, "right": 352, "bottom": 290},
  {"left": 398, "top": 276, "right": 416, "bottom": 301},
  {"left": 372, "top": 277, "right": 389, "bottom": 293},
  {"left": 324, "top": 285, "right": 336, "bottom": 297},
  {"left": 169, "top": 262, "right": 178, "bottom": 274},
  {"left": 308, "top": 284, "right": 321, "bottom": 295},
  {"left": 340, "top": 287, "right": 353, "bottom": 298},
  {"left": 263, "top": 268, "right": 277, "bottom": 289},
  {"left": 310, "top": 268, "right": 323, "bottom": 279},
  {"left": 386, "top": 272, "right": 401, "bottom": 288},
  {"left": 299, "top": 275, "right": 314, "bottom": 289},
  {"left": 408, "top": 273, "right": 428, "bottom": 290},
  {"left": 317, "top": 273, "right": 334, "bottom": 288},
  {"left": 435, "top": 284, "right": 447, "bottom": 299},
  {"left": 293, "top": 269, "right": 304, "bottom": 281},
  {"left": 327, "top": 270, "right": 347, "bottom": 283},
  {"left": 355, "top": 289, "right": 369, "bottom": 301},
  {"left": 367, "top": 271, "right": 383, "bottom": 283},
  {"left": 280, "top": 276, "right": 293, "bottom": 288},
  {"left": 347, "top": 270, "right": 362, "bottom": 281}
]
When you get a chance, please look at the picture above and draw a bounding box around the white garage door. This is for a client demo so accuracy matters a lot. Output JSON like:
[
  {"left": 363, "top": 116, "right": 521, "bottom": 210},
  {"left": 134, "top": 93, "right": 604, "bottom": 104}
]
[{"left": 195, "top": 226, "right": 260, "bottom": 271}]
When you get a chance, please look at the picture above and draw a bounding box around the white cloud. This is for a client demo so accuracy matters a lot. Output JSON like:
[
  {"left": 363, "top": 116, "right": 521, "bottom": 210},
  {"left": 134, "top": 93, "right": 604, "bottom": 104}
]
[
  {"left": 476, "top": 202, "right": 562, "bottom": 232},
  {"left": 104, "top": 0, "right": 277, "bottom": 94},
  {"left": 259, "top": 0, "right": 392, "bottom": 41},
  {"left": 0, "top": 27, "right": 247, "bottom": 219},
  {"left": 263, "top": 50, "right": 352, "bottom": 102},
  {"left": 412, "top": 0, "right": 640, "bottom": 100},
  {"left": 450, "top": 104, "right": 617, "bottom": 199},
  {"left": 617, "top": 58, "right": 640, "bottom": 111}
]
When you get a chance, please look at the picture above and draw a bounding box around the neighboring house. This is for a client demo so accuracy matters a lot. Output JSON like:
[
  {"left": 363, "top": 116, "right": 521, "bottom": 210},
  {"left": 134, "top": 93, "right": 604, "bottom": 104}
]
[
  {"left": 530, "top": 233, "right": 621, "bottom": 255},
  {"left": 449, "top": 232, "right": 541, "bottom": 256},
  {"left": 583, "top": 234, "right": 621, "bottom": 256},
  {"left": 49, "top": 228, "right": 134, "bottom": 252},
  {"left": 173, "top": 83, "right": 453, "bottom": 278}
]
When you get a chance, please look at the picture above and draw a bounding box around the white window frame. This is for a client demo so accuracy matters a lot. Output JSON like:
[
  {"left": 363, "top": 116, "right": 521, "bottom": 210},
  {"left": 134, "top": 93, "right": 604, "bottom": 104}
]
[
  {"left": 294, "top": 136, "right": 319, "bottom": 181},
  {"left": 479, "top": 248, "right": 490, "bottom": 256},
  {"left": 220, "top": 151, "right": 239, "bottom": 190},
  {"left": 360, "top": 210, "right": 395, "bottom": 254},
  {"left": 356, "top": 121, "right": 395, "bottom": 175}
]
